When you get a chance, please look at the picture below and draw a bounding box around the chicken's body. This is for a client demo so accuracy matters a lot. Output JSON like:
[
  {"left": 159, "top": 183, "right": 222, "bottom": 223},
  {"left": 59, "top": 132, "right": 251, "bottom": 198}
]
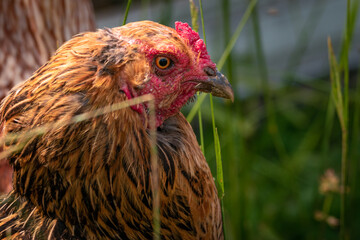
[{"left": 0, "top": 21, "right": 233, "bottom": 239}]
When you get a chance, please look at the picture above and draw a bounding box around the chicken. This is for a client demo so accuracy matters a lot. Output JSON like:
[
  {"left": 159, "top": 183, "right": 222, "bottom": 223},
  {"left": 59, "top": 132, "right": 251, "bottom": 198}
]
[
  {"left": 0, "top": 0, "right": 95, "bottom": 195},
  {"left": 0, "top": 21, "right": 233, "bottom": 239}
]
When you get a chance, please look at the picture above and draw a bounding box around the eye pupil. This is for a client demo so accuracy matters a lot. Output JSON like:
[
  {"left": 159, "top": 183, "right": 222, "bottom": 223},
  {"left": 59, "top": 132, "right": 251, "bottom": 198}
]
[
  {"left": 159, "top": 58, "right": 168, "bottom": 67},
  {"left": 155, "top": 56, "right": 171, "bottom": 70}
]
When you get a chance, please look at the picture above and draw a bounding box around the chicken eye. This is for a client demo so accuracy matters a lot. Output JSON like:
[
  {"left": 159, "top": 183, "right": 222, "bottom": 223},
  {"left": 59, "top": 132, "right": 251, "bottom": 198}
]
[{"left": 155, "top": 56, "right": 172, "bottom": 69}]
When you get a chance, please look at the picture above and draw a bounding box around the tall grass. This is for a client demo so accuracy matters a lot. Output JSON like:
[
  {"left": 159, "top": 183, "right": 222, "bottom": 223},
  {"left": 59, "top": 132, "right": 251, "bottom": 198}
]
[
  {"left": 186, "top": 0, "right": 258, "bottom": 123},
  {"left": 327, "top": 0, "right": 358, "bottom": 238},
  {"left": 189, "top": 0, "right": 205, "bottom": 154},
  {"left": 328, "top": 37, "right": 348, "bottom": 240},
  {"left": 251, "top": 2, "right": 287, "bottom": 161},
  {"left": 189, "top": 0, "right": 227, "bottom": 237},
  {"left": 188, "top": 1, "right": 257, "bottom": 239},
  {"left": 121, "top": 1, "right": 358, "bottom": 239}
]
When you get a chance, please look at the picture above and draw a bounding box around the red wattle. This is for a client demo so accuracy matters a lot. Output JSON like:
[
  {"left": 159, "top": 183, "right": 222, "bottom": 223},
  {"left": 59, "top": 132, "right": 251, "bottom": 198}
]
[{"left": 120, "top": 85, "right": 144, "bottom": 115}]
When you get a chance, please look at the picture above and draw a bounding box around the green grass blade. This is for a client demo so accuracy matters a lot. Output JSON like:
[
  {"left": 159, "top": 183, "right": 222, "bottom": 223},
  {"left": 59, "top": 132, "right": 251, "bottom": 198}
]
[
  {"left": 198, "top": 0, "right": 220, "bottom": 195},
  {"left": 214, "top": 127, "right": 226, "bottom": 239},
  {"left": 186, "top": 93, "right": 207, "bottom": 122},
  {"left": 328, "top": 38, "right": 343, "bottom": 122},
  {"left": 214, "top": 128, "right": 224, "bottom": 198},
  {"left": 284, "top": 0, "right": 326, "bottom": 75},
  {"left": 189, "top": 0, "right": 204, "bottom": 153},
  {"left": 328, "top": 36, "right": 348, "bottom": 240},
  {"left": 342, "top": 0, "right": 350, "bottom": 132},
  {"left": 196, "top": 0, "right": 206, "bottom": 154},
  {"left": 189, "top": 0, "right": 199, "bottom": 32},
  {"left": 187, "top": 0, "right": 257, "bottom": 122},
  {"left": 197, "top": 0, "right": 227, "bottom": 238},
  {"left": 217, "top": 0, "right": 258, "bottom": 71},
  {"left": 322, "top": 95, "right": 335, "bottom": 165},
  {"left": 349, "top": 62, "right": 360, "bottom": 238},
  {"left": 122, "top": 0, "right": 132, "bottom": 25},
  {"left": 251, "top": 2, "right": 287, "bottom": 160},
  {"left": 339, "top": 0, "right": 359, "bottom": 71},
  {"left": 329, "top": 2, "right": 358, "bottom": 236},
  {"left": 198, "top": 0, "right": 207, "bottom": 44},
  {"left": 340, "top": 1, "right": 350, "bottom": 238},
  {"left": 222, "top": 0, "right": 233, "bottom": 83},
  {"left": 197, "top": 93, "right": 205, "bottom": 153}
]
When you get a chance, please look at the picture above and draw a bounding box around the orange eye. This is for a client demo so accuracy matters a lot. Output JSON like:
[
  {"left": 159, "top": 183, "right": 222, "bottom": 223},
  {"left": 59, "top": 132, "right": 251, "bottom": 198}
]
[{"left": 155, "top": 56, "right": 171, "bottom": 69}]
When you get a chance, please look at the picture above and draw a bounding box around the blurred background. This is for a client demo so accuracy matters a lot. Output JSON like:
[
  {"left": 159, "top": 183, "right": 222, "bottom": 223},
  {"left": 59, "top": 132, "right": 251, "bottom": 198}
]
[{"left": 1, "top": 0, "right": 360, "bottom": 239}]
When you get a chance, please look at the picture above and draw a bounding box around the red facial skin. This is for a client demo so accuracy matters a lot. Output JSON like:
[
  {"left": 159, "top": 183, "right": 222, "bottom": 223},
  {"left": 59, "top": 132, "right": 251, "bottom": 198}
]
[{"left": 122, "top": 22, "right": 217, "bottom": 127}]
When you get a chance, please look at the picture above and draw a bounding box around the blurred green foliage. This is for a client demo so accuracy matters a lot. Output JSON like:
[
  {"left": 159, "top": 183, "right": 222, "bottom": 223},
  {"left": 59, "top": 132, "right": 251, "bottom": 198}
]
[
  {"left": 122, "top": 0, "right": 360, "bottom": 239},
  {"left": 184, "top": 1, "right": 359, "bottom": 239}
]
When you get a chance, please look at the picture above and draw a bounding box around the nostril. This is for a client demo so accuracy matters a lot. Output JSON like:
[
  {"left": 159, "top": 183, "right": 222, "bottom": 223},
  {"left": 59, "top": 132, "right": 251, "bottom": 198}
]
[{"left": 204, "top": 67, "right": 216, "bottom": 77}]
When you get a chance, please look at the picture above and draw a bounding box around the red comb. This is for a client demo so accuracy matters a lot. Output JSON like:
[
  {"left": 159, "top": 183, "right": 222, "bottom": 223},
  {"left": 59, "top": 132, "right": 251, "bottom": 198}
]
[{"left": 175, "top": 21, "right": 210, "bottom": 60}]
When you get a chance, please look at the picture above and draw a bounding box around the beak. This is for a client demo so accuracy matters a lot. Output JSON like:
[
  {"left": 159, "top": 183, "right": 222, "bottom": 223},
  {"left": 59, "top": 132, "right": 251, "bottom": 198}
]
[{"left": 194, "top": 70, "right": 234, "bottom": 102}]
